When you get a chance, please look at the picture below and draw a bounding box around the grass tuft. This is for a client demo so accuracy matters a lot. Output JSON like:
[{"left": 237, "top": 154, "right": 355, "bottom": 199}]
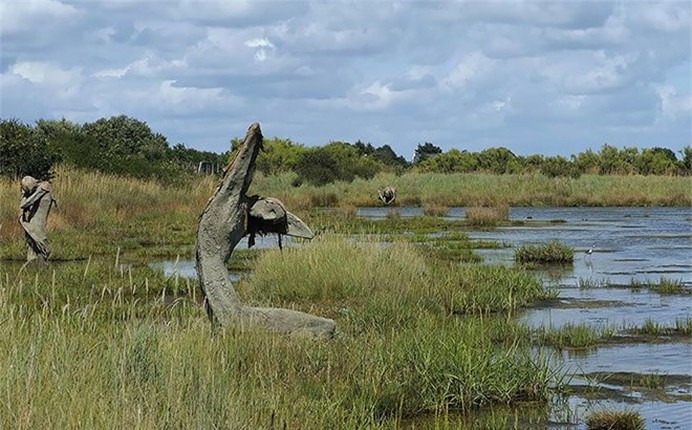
[
  {"left": 423, "top": 203, "right": 449, "bottom": 217},
  {"left": 649, "top": 277, "right": 687, "bottom": 295},
  {"left": 585, "top": 409, "right": 645, "bottom": 430},
  {"left": 535, "top": 323, "right": 615, "bottom": 349},
  {"left": 465, "top": 205, "right": 510, "bottom": 227},
  {"left": 515, "top": 240, "right": 574, "bottom": 264}
]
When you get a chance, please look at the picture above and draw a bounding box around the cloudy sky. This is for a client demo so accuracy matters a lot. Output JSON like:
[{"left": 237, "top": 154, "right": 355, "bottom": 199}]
[{"left": 1, "top": 1, "right": 690, "bottom": 160}]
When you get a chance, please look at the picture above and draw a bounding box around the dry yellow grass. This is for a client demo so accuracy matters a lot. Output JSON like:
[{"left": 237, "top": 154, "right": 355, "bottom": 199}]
[{"left": 465, "top": 205, "right": 510, "bottom": 227}]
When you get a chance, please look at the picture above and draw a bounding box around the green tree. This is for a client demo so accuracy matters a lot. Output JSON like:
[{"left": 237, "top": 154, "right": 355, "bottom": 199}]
[
  {"left": 353, "top": 140, "right": 375, "bottom": 157},
  {"left": 571, "top": 149, "right": 599, "bottom": 174},
  {"left": 83, "top": 115, "right": 169, "bottom": 161},
  {"left": 597, "top": 144, "right": 637, "bottom": 175},
  {"left": 476, "top": 147, "right": 519, "bottom": 174},
  {"left": 636, "top": 147, "right": 679, "bottom": 175},
  {"left": 520, "top": 154, "right": 544, "bottom": 173},
  {"left": 0, "top": 118, "right": 57, "bottom": 179},
  {"left": 170, "top": 143, "right": 228, "bottom": 173},
  {"left": 680, "top": 146, "right": 692, "bottom": 175},
  {"left": 293, "top": 147, "right": 340, "bottom": 186},
  {"left": 255, "top": 138, "right": 304, "bottom": 175},
  {"left": 413, "top": 142, "right": 442, "bottom": 164},
  {"left": 540, "top": 155, "right": 580, "bottom": 178},
  {"left": 418, "top": 149, "right": 477, "bottom": 173},
  {"left": 372, "top": 144, "right": 409, "bottom": 168},
  {"left": 293, "top": 142, "right": 382, "bottom": 186},
  {"left": 36, "top": 118, "right": 86, "bottom": 167}
]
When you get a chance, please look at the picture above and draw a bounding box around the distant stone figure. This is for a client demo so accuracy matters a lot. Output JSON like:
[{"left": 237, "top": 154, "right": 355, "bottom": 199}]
[
  {"left": 378, "top": 187, "right": 396, "bottom": 205},
  {"left": 19, "top": 176, "right": 56, "bottom": 264}
]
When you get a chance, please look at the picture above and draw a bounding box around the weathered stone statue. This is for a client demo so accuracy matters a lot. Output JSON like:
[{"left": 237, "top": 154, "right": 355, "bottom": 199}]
[
  {"left": 195, "top": 122, "right": 336, "bottom": 337},
  {"left": 19, "top": 176, "right": 56, "bottom": 264},
  {"left": 378, "top": 187, "right": 396, "bottom": 205}
]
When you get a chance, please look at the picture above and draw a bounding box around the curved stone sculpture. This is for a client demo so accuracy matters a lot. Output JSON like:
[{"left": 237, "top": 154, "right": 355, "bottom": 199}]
[
  {"left": 195, "top": 122, "right": 336, "bottom": 337},
  {"left": 19, "top": 176, "right": 56, "bottom": 264},
  {"left": 378, "top": 186, "right": 396, "bottom": 205}
]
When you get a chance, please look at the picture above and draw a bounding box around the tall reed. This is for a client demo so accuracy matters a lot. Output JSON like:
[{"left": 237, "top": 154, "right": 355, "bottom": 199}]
[{"left": 465, "top": 205, "right": 510, "bottom": 227}]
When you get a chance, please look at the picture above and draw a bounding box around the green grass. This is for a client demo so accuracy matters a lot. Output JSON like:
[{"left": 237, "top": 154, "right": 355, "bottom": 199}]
[
  {"left": 0, "top": 237, "right": 563, "bottom": 428},
  {"left": 577, "top": 278, "right": 603, "bottom": 289},
  {"left": 649, "top": 277, "right": 687, "bottom": 295},
  {"left": 514, "top": 240, "right": 575, "bottom": 264},
  {"left": 253, "top": 171, "right": 692, "bottom": 209},
  {"left": 241, "top": 237, "right": 554, "bottom": 318},
  {"left": 2, "top": 166, "right": 686, "bottom": 427},
  {"left": 630, "top": 277, "right": 688, "bottom": 295},
  {"left": 3, "top": 167, "right": 690, "bottom": 262},
  {"left": 1, "top": 166, "right": 212, "bottom": 260},
  {"left": 626, "top": 318, "right": 692, "bottom": 337},
  {"left": 534, "top": 323, "right": 615, "bottom": 349}
]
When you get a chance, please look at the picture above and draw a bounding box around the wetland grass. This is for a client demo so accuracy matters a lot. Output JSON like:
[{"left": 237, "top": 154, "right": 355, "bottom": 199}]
[
  {"left": 626, "top": 318, "right": 692, "bottom": 337},
  {"left": 423, "top": 203, "right": 449, "bottom": 217},
  {"left": 464, "top": 205, "right": 510, "bottom": 228},
  {"left": 243, "top": 237, "right": 554, "bottom": 318},
  {"left": 585, "top": 410, "right": 645, "bottom": 430},
  {"left": 629, "top": 277, "right": 688, "bottom": 294},
  {"left": 0, "top": 166, "right": 213, "bottom": 260},
  {"left": 0, "top": 236, "right": 563, "bottom": 428},
  {"left": 577, "top": 278, "right": 604, "bottom": 289},
  {"left": 514, "top": 240, "right": 574, "bottom": 264},
  {"left": 648, "top": 277, "right": 687, "bottom": 295},
  {"left": 4, "top": 167, "right": 685, "bottom": 427},
  {"left": 253, "top": 171, "right": 692, "bottom": 209},
  {"left": 534, "top": 323, "right": 615, "bottom": 349}
]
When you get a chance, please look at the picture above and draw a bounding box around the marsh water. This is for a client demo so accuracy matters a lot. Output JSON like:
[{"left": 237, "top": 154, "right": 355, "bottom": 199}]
[
  {"left": 357, "top": 206, "right": 692, "bottom": 429},
  {"left": 154, "top": 206, "right": 691, "bottom": 428}
]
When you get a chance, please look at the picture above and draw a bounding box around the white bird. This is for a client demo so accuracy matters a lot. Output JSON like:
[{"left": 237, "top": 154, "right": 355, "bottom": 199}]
[{"left": 585, "top": 245, "right": 594, "bottom": 256}]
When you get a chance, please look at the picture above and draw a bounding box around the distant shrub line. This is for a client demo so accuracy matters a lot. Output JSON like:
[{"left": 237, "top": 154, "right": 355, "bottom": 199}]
[{"left": 2, "top": 115, "right": 690, "bottom": 185}]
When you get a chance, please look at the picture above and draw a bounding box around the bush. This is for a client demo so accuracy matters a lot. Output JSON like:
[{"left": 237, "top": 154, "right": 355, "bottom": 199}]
[
  {"left": 293, "top": 142, "right": 382, "bottom": 186},
  {"left": 0, "top": 118, "right": 57, "bottom": 179},
  {"left": 514, "top": 240, "right": 574, "bottom": 264}
]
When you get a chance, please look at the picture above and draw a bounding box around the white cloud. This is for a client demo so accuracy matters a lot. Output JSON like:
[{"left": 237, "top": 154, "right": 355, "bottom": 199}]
[
  {"left": 631, "top": 2, "right": 691, "bottom": 32},
  {"left": 0, "top": 0, "right": 79, "bottom": 35},
  {"left": 93, "top": 56, "right": 185, "bottom": 79},
  {"left": 93, "top": 26, "right": 117, "bottom": 43},
  {"left": 655, "top": 84, "right": 692, "bottom": 119},
  {"left": 0, "top": 1, "right": 689, "bottom": 156},
  {"left": 156, "top": 80, "right": 224, "bottom": 108},
  {"left": 442, "top": 52, "right": 494, "bottom": 91},
  {"left": 566, "top": 53, "right": 637, "bottom": 94},
  {"left": 9, "top": 61, "right": 81, "bottom": 95},
  {"left": 245, "top": 37, "right": 275, "bottom": 62},
  {"left": 245, "top": 37, "right": 274, "bottom": 49}
]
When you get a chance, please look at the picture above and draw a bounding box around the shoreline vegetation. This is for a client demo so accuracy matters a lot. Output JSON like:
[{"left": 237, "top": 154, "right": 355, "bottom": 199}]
[
  {"left": 0, "top": 165, "right": 690, "bottom": 427},
  {"left": 1, "top": 166, "right": 690, "bottom": 260}
]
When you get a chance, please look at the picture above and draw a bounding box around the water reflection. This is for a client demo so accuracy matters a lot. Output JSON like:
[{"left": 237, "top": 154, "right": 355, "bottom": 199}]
[
  {"left": 148, "top": 234, "right": 298, "bottom": 280},
  {"left": 467, "top": 207, "right": 692, "bottom": 286},
  {"left": 463, "top": 207, "right": 692, "bottom": 428}
]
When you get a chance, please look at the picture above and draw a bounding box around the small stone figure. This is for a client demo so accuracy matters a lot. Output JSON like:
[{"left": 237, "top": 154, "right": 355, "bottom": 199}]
[
  {"left": 378, "top": 187, "right": 396, "bottom": 205},
  {"left": 19, "top": 176, "right": 56, "bottom": 264}
]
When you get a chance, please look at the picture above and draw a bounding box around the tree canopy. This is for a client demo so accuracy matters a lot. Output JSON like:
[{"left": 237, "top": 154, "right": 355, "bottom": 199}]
[{"left": 1, "top": 115, "right": 690, "bottom": 183}]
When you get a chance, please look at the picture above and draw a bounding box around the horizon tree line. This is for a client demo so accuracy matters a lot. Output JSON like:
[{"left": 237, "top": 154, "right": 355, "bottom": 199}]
[{"left": 1, "top": 115, "right": 690, "bottom": 185}]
